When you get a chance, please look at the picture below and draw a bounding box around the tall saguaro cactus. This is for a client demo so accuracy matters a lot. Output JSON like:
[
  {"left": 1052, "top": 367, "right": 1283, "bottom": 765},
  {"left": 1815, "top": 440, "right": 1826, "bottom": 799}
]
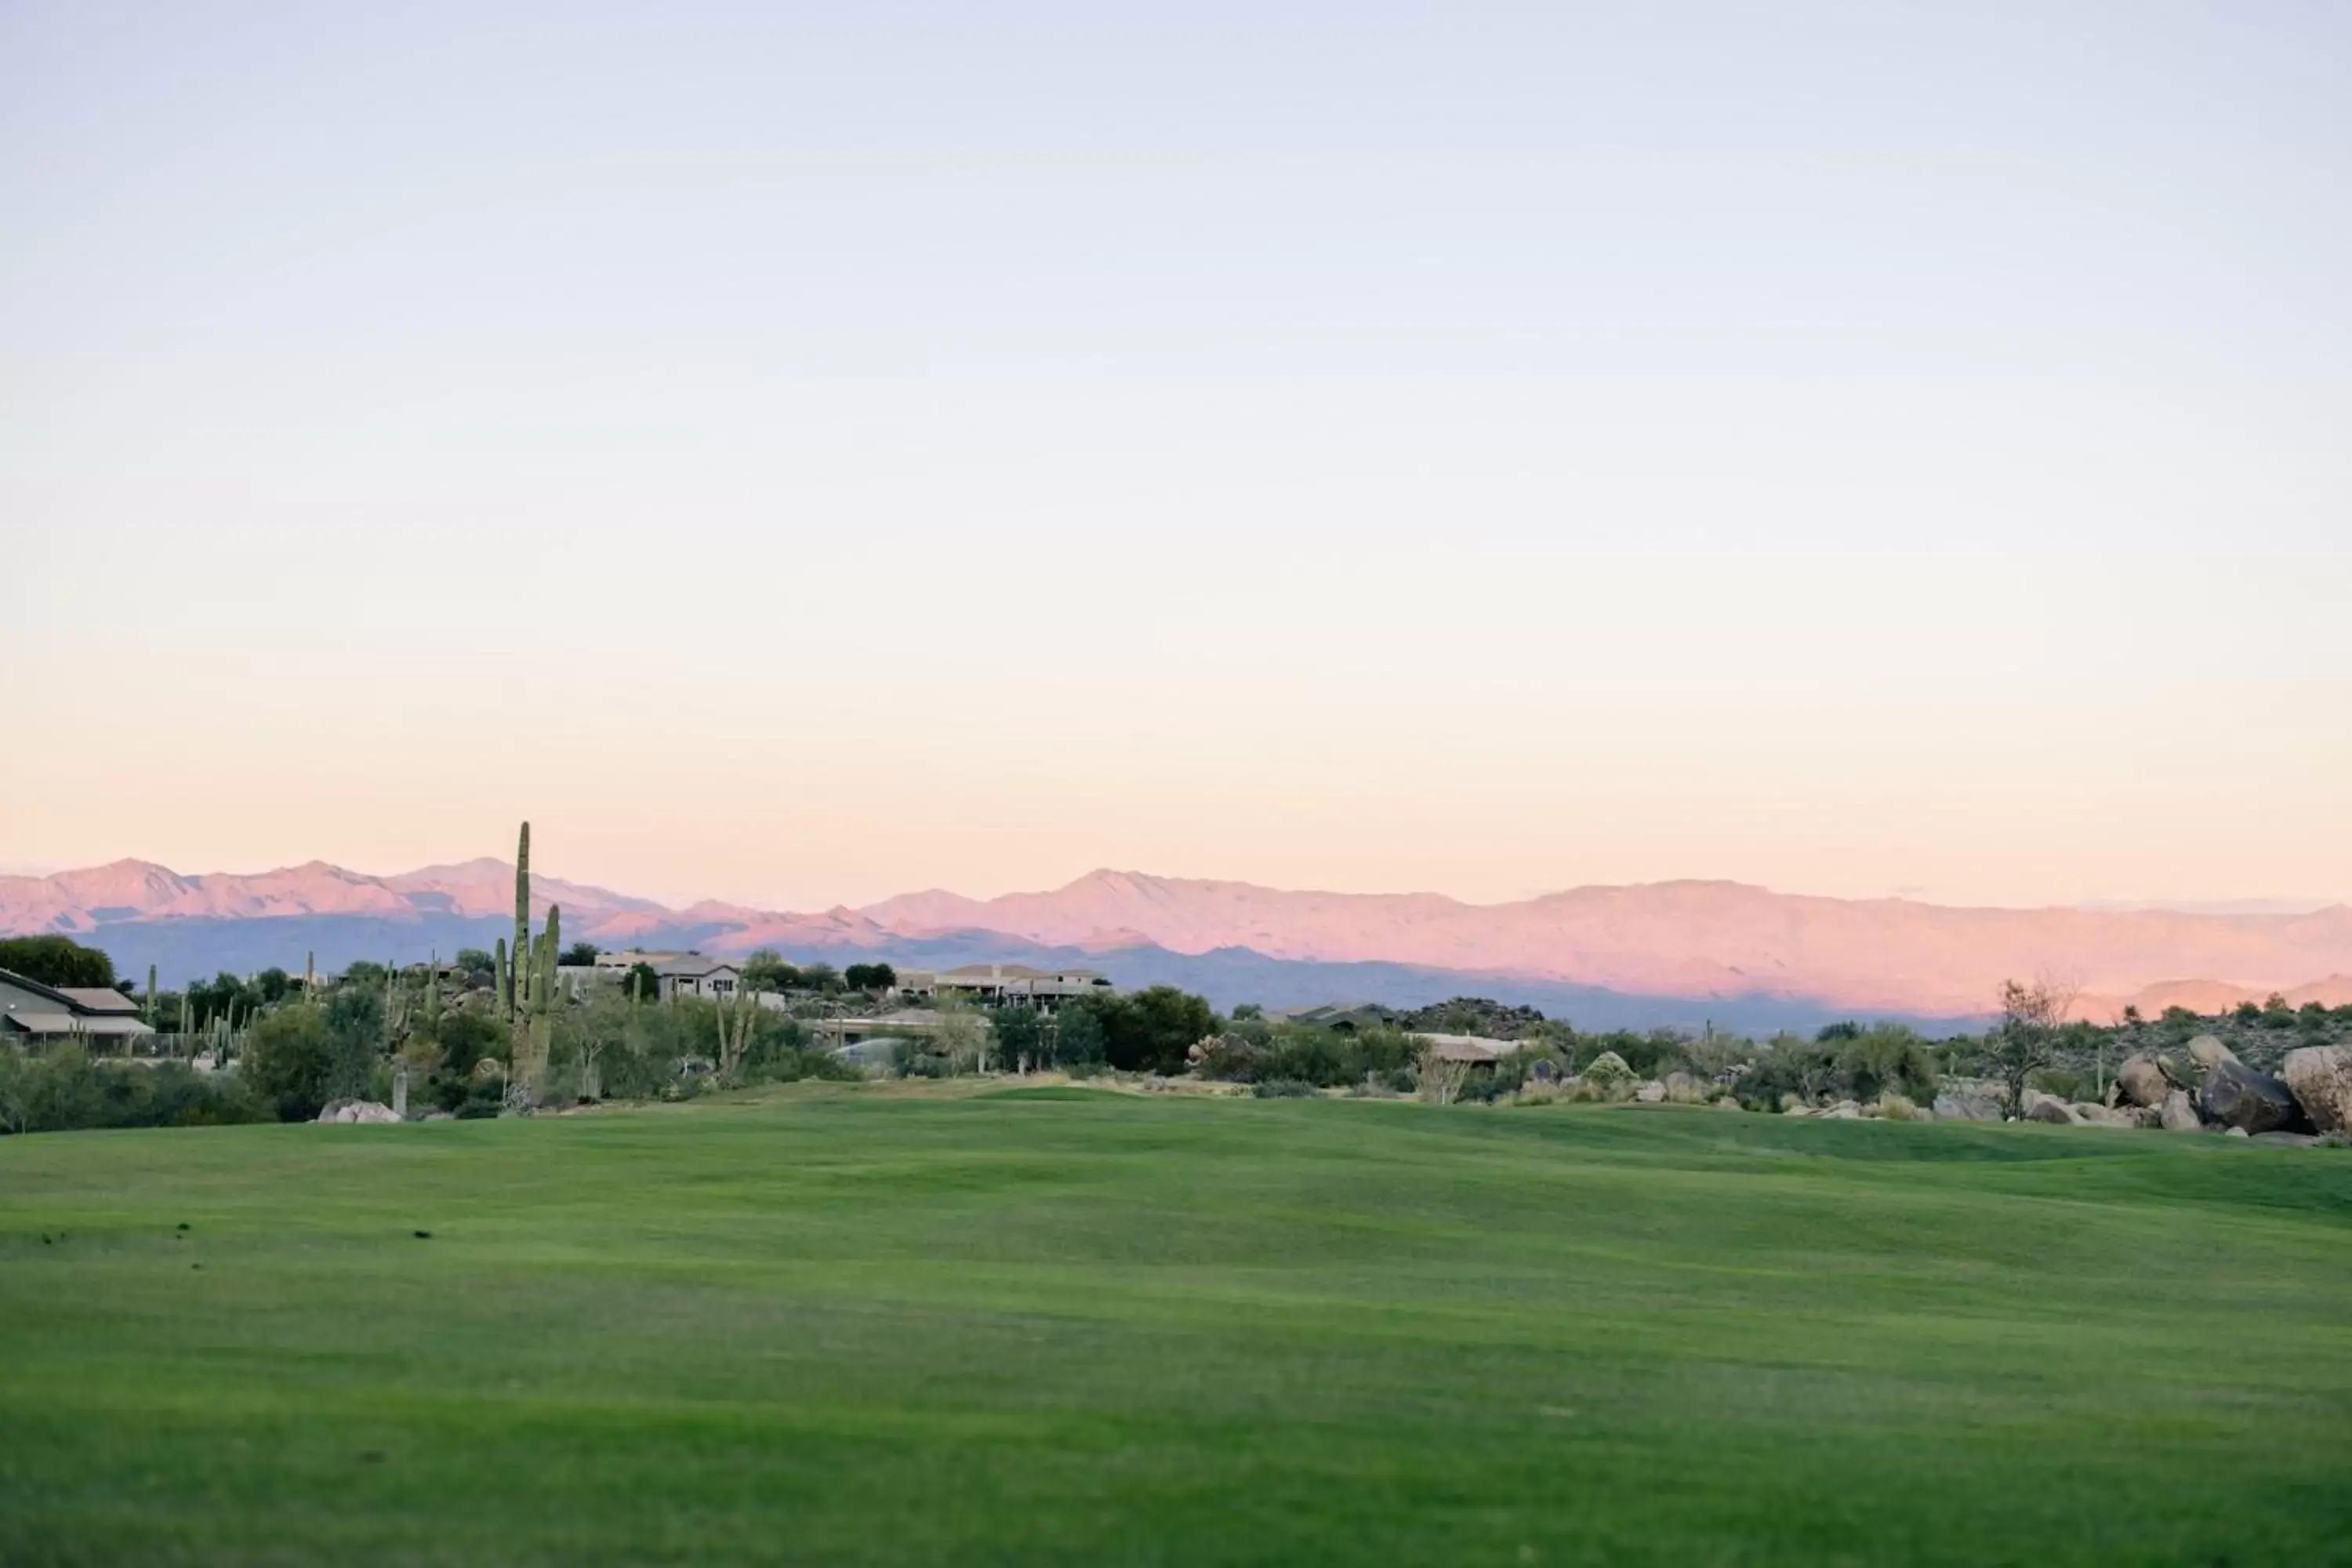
[
  {"left": 145, "top": 964, "right": 158, "bottom": 1027},
  {"left": 510, "top": 821, "right": 532, "bottom": 1022}
]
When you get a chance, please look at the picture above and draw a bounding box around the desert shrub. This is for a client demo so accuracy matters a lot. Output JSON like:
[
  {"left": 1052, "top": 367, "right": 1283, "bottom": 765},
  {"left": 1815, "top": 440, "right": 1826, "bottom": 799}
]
[
  {"left": 0, "top": 1047, "right": 266, "bottom": 1135},
  {"left": 1457, "top": 1072, "right": 1512, "bottom": 1105},
  {"left": 1877, "top": 1093, "right": 1920, "bottom": 1121},
  {"left": 1839, "top": 1025, "right": 1940, "bottom": 1104},
  {"left": 432, "top": 1011, "right": 507, "bottom": 1076},
  {"left": 2028, "top": 1067, "right": 2098, "bottom": 1102},
  {"left": 1190, "top": 1033, "right": 1260, "bottom": 1080},
  {"left": 1582, "top": 1050, "right": 1635, "bottom": 1086},
  {"left": 1251, "top": 1079, "right": 1317, "bottom": 1098}
]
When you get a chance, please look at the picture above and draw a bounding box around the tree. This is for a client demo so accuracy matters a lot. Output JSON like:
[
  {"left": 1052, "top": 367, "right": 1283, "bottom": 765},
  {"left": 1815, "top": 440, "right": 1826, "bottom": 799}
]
[
  {"left": 986, "top": 1006, "right": 1045, "bottom": 1071},
  {"left": 560, "top": 942, "right": 601, "bottom": 967},
  {"left": 1989, "top": 976, "right": 2076, "bottom": 1116},
  {"left": 241, "top": 1005, "right": 336, "bottom": 1121},
  {"left": 741, "top": 950, "right": 800, "bottom": 993},
  {"left": 1092, "top": 986, "right": 1217, "bottom": 1075},
  {"left": 0, "top": 935, "right": 116, "bottom": 989},
  {"left": 454, "top": 947, "right": 495, "bottom": 977},
  {"left": 623, "top": 962, "right": 662, "bottom": 1004},
  {"left": 797, "top": 962, "right": 841, "bottom": 994},
  {"left": 844, "top": 962, "right": 898, "bottom": 994}
]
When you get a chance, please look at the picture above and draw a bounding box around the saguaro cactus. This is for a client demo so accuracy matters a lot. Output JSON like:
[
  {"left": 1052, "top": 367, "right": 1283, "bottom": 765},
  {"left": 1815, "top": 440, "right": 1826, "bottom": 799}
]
[
  {"left": 510, "top": 821, "right": 531, "bottom": 1021},
  {"left": 145, "top": 964, "right": 158, "bottom": 1026},
  {"left": 495, "top": 938, "right": 510, "bottom": 1016},
  {"left": 424, "top": 951, "right": 443, "bottom": 1035}
]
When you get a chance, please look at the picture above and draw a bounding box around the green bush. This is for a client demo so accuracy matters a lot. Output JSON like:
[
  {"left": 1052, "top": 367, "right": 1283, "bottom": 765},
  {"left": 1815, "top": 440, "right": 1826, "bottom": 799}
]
[
  {"left": 0, "top": 935, "right": 116, "bottom": 989},
  {"left": 0, "top": 1047, "right": 267, "bottom": 1135},
  {"left": 241, "top": 1006, "right": 339, "bottom": 1121}
]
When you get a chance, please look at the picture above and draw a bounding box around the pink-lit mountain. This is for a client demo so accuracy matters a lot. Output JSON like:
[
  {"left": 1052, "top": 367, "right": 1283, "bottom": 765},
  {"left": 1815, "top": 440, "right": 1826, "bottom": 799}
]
[{"left": 5, "top": 859, "right": 2350, "bottom": 1021}]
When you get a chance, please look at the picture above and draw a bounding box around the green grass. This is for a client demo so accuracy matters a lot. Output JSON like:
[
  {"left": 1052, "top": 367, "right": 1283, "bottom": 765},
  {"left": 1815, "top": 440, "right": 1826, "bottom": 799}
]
[{"left": 3, "top": 1087, "right": 2348, "bottom": 1566}]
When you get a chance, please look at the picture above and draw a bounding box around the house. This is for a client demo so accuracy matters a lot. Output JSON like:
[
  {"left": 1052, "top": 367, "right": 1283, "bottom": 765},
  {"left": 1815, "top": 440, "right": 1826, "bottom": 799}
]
[
  {"left": 594, "top": 949, "right": 687, "bottom": 973},
  {"left": 0, "top": 969, "right": 157, "bottom": 1044},
  {"left": 653, "top": 956, "right": 741, "bottom": 1000},
  {"left": 1414, "top": 1032, "right": 1515, "bottom": 1065},
  {"left": 815, "top": 1009, "right": 991, "bottom": 1049},
  {"left": 896, "top": 964, "right": 1112, "bottom": 1009}
]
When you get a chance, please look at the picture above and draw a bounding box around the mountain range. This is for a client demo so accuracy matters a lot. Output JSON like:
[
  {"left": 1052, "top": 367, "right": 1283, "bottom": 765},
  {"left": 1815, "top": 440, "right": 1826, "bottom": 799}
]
[{"left": 6, "top": 858, "right": 2351, "bottom": 1029}]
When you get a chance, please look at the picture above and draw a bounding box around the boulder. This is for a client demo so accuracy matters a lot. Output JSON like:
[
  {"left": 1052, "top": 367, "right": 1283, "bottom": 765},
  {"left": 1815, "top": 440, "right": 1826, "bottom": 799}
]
[
  {"left": 2281, "top": 1046, "right": 2352, "bottom": 1134},
  {"left": 2071, "top": 1102, "right": 2140, "bottom": 1129},
  {"left": 2187, "top": 1034, "right": 2238, "bottom": 1070},
  {"left": 2251, "top": 1131, "right": 2322, "bottom": 1148},
  {"left": 2158, "top": 1089, "right": 2202, "bottom": 1133},
  {"left": 1933, "top": 1089, "right": 2002, "bottom": 1122},
  {"left": 318, "top": 1099, "right": 400, "bottom": 1126},
  {"left": 1635, "top": 1080, "right": 1666, "bottom": 1104},
  {"left": 2020, "top": 1089, "right": 2082, "bottom": 1126},
  {"left": 2198, "top": 1058, "right": 2310, "bottom": 1137},
  {"left": 2114, "top": 1054, "right": 2170, "bottom": 1110},
  {"left": 2226, "top": 1126, "right": 2249, "bottom": 1139}
]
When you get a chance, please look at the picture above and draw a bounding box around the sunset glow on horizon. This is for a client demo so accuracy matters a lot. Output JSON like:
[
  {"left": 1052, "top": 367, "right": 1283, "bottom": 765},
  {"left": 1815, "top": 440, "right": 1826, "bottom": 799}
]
[{"left": 5, "top": 3, "right": 2347, "bottom": 914}]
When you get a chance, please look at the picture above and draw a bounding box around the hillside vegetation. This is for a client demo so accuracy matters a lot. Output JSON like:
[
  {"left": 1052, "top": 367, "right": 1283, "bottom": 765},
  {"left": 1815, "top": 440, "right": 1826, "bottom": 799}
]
[{"left": 3, "top": 1088, "right": 2347, "bottom": 1565}]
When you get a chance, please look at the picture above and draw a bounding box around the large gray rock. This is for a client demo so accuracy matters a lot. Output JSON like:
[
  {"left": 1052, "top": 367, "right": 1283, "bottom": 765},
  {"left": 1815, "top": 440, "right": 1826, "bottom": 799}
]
[
  {"left": 2187, "top": 1034, "right": 2238, "bottom": 1070},
  {"left": 1635, "top": 1080, "right": 1666, "bottom": 1104},
  {"left": 2114, "top": 1054, "right": 2171, "bottom": 1110},
  {"left": 2159, "top": 1090, "right": 2203, "bottom": 1133},
  {"left": 2020, "top": 1089, "right": 2082, "bottom": 1126},
  {"left": 2281, "top": 1046, "right": 2352, "bottom": 1134},
  {"left": 1934, "top": 1089, "right": 2002, "bottom": 1122},
  {"left": 2198, "top": 1059, "right": 2310, "bottom": 1137}
]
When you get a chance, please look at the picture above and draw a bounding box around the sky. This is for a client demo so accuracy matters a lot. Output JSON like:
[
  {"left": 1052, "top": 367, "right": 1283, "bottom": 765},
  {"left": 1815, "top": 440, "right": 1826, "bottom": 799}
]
[{"left": 3, "top": 2, "right": 2348, "bottom": 913}]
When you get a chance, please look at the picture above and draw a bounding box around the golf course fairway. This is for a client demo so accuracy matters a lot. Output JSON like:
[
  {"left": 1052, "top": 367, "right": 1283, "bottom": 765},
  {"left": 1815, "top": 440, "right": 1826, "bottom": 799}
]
[{"left": 3, "top": 1085, "right": 2347, "bottom": 1565}]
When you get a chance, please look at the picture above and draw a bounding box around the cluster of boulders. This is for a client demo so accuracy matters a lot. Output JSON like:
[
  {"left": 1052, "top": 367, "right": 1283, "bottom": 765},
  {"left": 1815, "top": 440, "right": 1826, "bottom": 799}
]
[
  {"left": 2018, "top": 1036, "right": 2349, "bottom": 1146},
  {"left": 315, "top": 1098, "right": 402, "bottom": 1124}
]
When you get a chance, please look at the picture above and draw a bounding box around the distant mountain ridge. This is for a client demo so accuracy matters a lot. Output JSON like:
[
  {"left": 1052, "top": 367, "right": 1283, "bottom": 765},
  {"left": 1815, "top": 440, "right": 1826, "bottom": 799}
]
[{"left": 5, "top": 858, "right": 2351, "bottom": 1023}]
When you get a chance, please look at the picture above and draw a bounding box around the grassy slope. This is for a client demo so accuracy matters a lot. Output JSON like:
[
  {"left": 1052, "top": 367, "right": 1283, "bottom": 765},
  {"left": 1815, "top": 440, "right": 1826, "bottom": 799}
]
[{"left": 2, "top": 1087, "right": 2347, "bottom": 1566}]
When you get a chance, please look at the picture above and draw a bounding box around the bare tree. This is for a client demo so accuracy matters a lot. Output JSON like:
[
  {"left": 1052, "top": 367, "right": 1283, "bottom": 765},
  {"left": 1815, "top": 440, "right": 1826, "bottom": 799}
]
[
  {"left": 1989, "top": 974, "right": 2079, "bottom": 1116},
  {"left": 1417, "top": 1042, "right": 1470, "bottom": 1106}
]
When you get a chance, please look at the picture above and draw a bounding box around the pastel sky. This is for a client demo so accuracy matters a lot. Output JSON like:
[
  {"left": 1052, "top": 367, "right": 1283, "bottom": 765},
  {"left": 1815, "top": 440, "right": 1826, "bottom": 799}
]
[{"left": 4, "top": 2, "right": 2348, "bottom": 912}]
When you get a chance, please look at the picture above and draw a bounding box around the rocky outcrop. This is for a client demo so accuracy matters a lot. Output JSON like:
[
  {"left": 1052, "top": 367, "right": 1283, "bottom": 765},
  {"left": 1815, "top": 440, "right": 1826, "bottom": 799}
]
[
  {"left": 2280, "top": 1046, "right": 2352, "bottom": 1134},
  {"left": 1934, "top": 1089, "right": 2002, "bottom": 1121},
  {"left": 317, "top": 1099, "right": 401, "bottom": 1125},
  {"left": 2020, "top": 1089, "right": 2081, "bottom": 1126},
  {"left": 2187, "top": 1035, "right": 2238, "bottom": 1070},
  {"left": 2159, "top": 1090, "right": 2202, "bottom": 1132},
  {"left": 1635, "top": 1080, "right": 1666, "bottom": 1104},
  {"left": 2114, "top": 1055, "right": 2171, "bottom": 1109},
  {"left": 2198, "top": 1059, "right": 2309, "bottom": 1137}
]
